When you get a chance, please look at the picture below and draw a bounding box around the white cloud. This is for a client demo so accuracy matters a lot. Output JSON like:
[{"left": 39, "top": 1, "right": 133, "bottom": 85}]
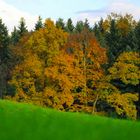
[
  {"left": 0, "top": 0, "right": 38, "bottom": 32},
  {"left": 76, "top": 0, "right": 140, "bottom": 25},
  {"left": 108, "top": 1, "right": 140, "bottom": 19}
]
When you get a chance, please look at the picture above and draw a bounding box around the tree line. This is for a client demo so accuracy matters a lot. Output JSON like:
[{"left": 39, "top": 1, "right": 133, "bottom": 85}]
[{"left": 0, "top": 13, "right": 140, "bottom": 120}]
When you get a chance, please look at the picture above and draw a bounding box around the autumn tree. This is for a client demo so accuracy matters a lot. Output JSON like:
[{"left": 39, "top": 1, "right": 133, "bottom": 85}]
[
  {"left": 93, "top": 52, "right": 139, "bottom": 120},
  {"left": 9, "top": 54, "right": 43, "bottom": 99},
  {"left": 93, "top": 13, "right": 138, "bottom": 66},
  {"left": 94, "top": 78, "right": 138, "bottom": 120},
  {"left": 107, "top": 93, "right": 138, "bottom": 120},
  {"left": 9, "top": 19, "right": 68, "bottom": 108},
  {"left": 44, "top": 51, "right": 83, "bottom": 110},
  {"left": 108, "top": 52, "right": 140, "bottom": 93},
  {"left": 105, "top": 13, "right": 138, "bottom": 66},
  {"left": 65, "top": 29, "right": 107, "bottom": 112},
  {"left": 105, "top": 52, "right": 140, "bottom": 119},
  {"left": 1, "top": 14, "right": 139, "bottom": 120},
  {"left": 117, "top": 14, "right": 138, "bottom": 53}
]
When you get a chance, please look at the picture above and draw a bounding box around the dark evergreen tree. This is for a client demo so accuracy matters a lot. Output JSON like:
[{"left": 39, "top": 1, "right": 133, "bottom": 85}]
[
  {"left": 84, "top": 19, "right": 91, "bottom": 31},
  {"left": 135, "top": 21, "right": 140, "bottom": 52},
  {"left": 93, "top": 23, "right": 99, "bottom": 35},
  {"left": 0, "top": 18, "right": 10, "bottom": 98},
  {"left": 93, "top": 21, "right": 107, "bottom": 48},
  {"left": 75, "top": 20, "right": 84, "bottom": 33},
  {"left": 35, "top": 16, "right": 43, "bottom": 30},
  {"left": 56, "top": 18, "right": 65, "bottom": 30},
  {"left": 65, "top": 18, "right": 74, "bottom": 33},
  {"left": 18, "top": 17, "right": 28, "bottom": 37},
  {"left": 98, "top": 18, "right": 105, "bottom": 34},
  {"left": 0, "top": 19, "right": 10, "bottom": 64},
  {"left": 105, "top": 19, "right": 121, "bottom": 66},
  {"left": 121, "top": 30, "right": 139, "bottom": 52},
  {"left": 11, "top": 26, "right": 20, "bottom": 45}
]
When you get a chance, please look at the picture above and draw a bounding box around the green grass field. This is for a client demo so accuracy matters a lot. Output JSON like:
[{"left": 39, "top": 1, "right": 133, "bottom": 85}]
[{"left": 0, "top": 100, "right": 140, "bottom": 140}]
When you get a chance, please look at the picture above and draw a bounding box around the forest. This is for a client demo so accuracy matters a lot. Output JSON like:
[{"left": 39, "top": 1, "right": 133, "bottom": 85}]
[{"left": 0, "top": 13, "right": 140, "bottom": 120}]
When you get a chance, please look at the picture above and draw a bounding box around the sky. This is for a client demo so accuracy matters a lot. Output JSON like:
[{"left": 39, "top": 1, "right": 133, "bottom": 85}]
[{"left": 0, "top": 0, "right": 140, "bottom": 32}]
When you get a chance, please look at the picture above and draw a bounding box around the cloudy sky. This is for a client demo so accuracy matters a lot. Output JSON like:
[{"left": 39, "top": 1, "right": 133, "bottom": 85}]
[{"left": 0, "top": 0, "right": 140, "bottom": 32}]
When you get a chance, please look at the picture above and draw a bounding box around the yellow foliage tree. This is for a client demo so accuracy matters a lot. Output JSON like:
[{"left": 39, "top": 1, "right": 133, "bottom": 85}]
[
  {"left": 44, "top": 51, "right": 83, "bottom": 110},
  {"left": 107, "top": 93, "right": 138, "bottom": 120},
  {"left": 109, "top": 52, "right": 140, "bottom": 85},
  {"left": 8, "top": 19, "right": 68, "bottom": 107},
  {"left": 104, "top": 51, "right": 140, "bottom": 119}
]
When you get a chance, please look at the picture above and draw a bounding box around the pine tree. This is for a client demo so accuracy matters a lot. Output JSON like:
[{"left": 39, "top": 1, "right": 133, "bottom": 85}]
[
  {"left": 0, "top": 18, "right": 10, "bottom": 98},
  {"left": 93, "top": 22, "right": 106, "bottom": 48},
  {"left": 35, "top": 16, "right": 43, "bottom": 30},
  {"left": 0, "top": 18, "right": 10, "bottom": 63},
  {"left": 106, "top": 19, "right": 121, "bottom": 66},
  {"left": 65, "top": 18, "right": 74, "bottom": 33},
  {"left": 135, "top": 21, "right": 140, "bottom": 52},
  {"left": 84, "top": 19, "right": 91, "bottom": 31},
  {"left": 75, "top": 20, "right": 84, "bottom": 33},
  {"left": 98, "top": 18, "right": 105, "bottom": 34},
  {"left": 18, "top": 17, "right": 28, "bottom": 37},
  {"left": 11, "top": 26, "right": 20, "bottom": 45},
  {"left": 122, "top": 30, "right": 139, "bottom": 52},
  {"left": 56, "top": 18, "right": 65, "bottom": 30}
]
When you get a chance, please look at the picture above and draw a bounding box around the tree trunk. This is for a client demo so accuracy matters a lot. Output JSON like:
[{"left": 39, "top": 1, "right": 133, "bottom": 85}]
[
  {"left": 0, "top": 64, "right": 7, "bottom": 99},
  {"left": 83, "top": 42, "right": 87, "bottom": 106},
  {"left": 92, "top": 94, "right": 99, "bottom": 115}
]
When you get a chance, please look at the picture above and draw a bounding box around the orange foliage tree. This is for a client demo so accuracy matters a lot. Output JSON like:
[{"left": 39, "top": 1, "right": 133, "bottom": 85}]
[{"left": 65, "top": 29, "right": 107, "bottom": 112}]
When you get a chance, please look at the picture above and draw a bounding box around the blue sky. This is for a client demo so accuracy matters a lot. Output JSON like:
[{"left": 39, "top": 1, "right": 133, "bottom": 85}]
[
  {"left": 1, "top": 0, "right": 140, "bottom": 32},
  {"left": 4, "top": 0, "right": 110, "bottom": 19}
]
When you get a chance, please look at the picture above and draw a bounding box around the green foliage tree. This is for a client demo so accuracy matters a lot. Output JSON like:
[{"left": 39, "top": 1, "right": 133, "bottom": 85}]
[
  {"left": 105, "top": 19, "right": 121, "bottom": 65},
  {"left": 65, "top": 18, "right": 74, "bottom": 33},
  {"left": 93, "top": 19, "right": 107, "bottom": 48},
  {"left": 11, "top": 26, "right": 20, "bottom": 45},
  {"left": 135, "top": 21, "right": 140, "bottom": 52},
  {"left": 75, "top": 20, "right": 84, "bottom": 33},
  {"left": 35, "top": 16, "right": 43, "bottom": 30},
  {"left": 56, "top": 18, "right": 65, "bottom": 30},
  {"left": 18, "top": 17, "right": 28, "bottom": 37},
  {"left": 0, "top": 18, "right": 10, "bottom": 98},
  {"left": 84, "top": 19, "right": 91, "bottom": 31}
]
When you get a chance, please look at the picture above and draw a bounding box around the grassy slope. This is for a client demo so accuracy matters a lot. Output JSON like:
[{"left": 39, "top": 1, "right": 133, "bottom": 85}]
[{"left": 0, "top": 100, "right": 140, "bottom": 140}]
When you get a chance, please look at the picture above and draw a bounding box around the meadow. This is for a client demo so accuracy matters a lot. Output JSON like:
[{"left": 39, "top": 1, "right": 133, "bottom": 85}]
[{"left": 0, "top": 100, "right": 140, "bottom": 140}]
